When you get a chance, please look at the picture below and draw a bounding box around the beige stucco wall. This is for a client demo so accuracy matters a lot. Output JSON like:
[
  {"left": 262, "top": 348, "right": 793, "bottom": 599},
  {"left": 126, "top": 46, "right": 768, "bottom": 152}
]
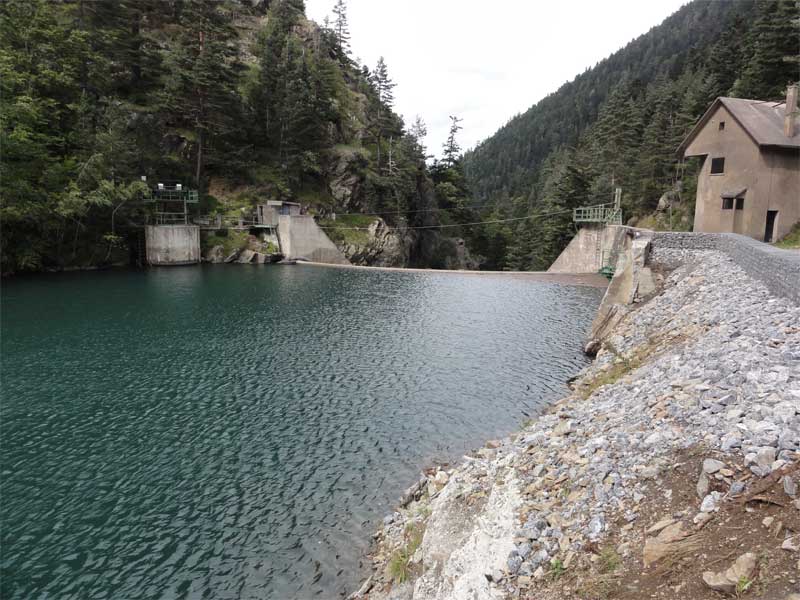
[
  {"left": 687, "top": 105, "right": 800, "bottom": 241},
  {"left": 761, "top": 149, "right": 800, "bottom": 241}
]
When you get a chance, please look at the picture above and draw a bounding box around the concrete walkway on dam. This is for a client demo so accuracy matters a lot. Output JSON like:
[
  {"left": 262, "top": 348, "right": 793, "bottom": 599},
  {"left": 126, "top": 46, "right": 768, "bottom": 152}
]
[{"left": 296, "top": 261, "right": 610, "bottom": 288}]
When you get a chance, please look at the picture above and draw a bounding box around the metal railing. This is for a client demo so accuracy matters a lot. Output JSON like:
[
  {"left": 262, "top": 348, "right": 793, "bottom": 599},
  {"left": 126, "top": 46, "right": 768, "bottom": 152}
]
[
  {"left": 142, "top": 189, "right": 199, "bottom": 203},
  {"left": 573, "top": 205, "right": 622, "bottom": 225},
  {"left": 192, "top": 214, "right": 259, "bottom": 229},
  {"left": 152, "top": 212, "right": 189, "bottom": 225}
]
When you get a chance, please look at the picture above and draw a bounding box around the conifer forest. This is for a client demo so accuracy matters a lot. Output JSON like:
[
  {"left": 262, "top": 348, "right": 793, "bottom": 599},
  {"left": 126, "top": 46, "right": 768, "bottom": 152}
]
[{"left": 1, "top": 0, "right": 798, "bottom": 273}]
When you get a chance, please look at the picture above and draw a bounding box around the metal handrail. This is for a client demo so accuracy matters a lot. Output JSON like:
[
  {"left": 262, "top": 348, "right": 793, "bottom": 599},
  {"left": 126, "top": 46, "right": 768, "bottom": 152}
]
[
  {"left": 192, "top": 214, "right": 259, "bottom": 228},
  {"left": 573, "top": 206, "right": 622, "bottom": 225},
  {"left": 153, "top": 212, "right": 188, "bottom": 225},
  {"left": 143, "top": 189, "right": 199, "bottom": 203}
]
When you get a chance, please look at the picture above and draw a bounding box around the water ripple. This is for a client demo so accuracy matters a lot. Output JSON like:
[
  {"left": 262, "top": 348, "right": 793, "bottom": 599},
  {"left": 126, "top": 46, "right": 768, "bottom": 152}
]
[{"left": 1, "top": 266, "right": 602, "bottom": 599}]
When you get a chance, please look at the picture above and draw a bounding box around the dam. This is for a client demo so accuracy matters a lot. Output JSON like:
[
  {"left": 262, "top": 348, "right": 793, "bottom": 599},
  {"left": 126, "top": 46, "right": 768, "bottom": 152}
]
[{"left": 141, "top": 185, "right": 349, "bottom": 267}]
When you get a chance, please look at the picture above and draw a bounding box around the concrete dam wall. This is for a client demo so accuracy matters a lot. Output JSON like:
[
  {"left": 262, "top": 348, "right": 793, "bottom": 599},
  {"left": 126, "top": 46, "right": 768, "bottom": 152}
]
[
  {"left": 547, "top": 225, "right": 627, "bottom": 274},
  {"left": 145, "top": 225, "right": 200, "bottom": 266},
  {"left": 277, "top": 215, "right": 350, "bottom": 265}
]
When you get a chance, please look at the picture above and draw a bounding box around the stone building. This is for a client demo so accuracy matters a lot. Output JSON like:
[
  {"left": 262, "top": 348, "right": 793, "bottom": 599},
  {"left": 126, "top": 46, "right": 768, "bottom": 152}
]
[{"left": 678, "top": 85, "right": 800, "bottom": 242}]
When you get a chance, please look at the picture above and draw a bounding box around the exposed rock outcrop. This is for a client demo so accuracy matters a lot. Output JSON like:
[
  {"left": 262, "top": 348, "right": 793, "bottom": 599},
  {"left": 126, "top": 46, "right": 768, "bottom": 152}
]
[
  {"left": 205, "top": 245, "right": 225, "bottom": 264},
  {"left": 328, "top": 147, "right": 369, "bottom": 210},
  {"left": 337, "top": 218, "right": 410, "bottom": 267}
]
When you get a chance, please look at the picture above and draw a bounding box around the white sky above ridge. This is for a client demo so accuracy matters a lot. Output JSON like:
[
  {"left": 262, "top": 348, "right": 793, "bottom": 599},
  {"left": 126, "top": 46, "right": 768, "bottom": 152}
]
[{"left": 304, "top": 0, "right": 688, "bottom": 158}]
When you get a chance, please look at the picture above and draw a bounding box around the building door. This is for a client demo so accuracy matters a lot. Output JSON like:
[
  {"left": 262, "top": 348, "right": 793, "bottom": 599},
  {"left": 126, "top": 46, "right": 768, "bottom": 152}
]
[{"left": 764, "top": 210, "right": 778, "bottom": 242}]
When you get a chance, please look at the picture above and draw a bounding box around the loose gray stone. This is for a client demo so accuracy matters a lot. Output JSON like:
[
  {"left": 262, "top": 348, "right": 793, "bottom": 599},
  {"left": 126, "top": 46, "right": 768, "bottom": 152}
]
[
  {"left": 696, "top": 470, "right": 710, "bottom": 499},
  {"left": 784, "top": 475, "right": 798, "bottom": 497},
  {"left": 507, "top": 552, "right": 522, "bottom": 574},
  {"left": 700, "top": 492, "right": 722, "bottom": 512},
  {"left": 729, "top": 481, "right": 746, "bottom": 496},
  {"left": 702, "top": 459, "right": 725, "bottom": 474},
  {"left": 516, "top": 542, "right": 531, "bottom": 559},
  {"left": 529, "top": 549, "right": 549, "bottom": 567}
]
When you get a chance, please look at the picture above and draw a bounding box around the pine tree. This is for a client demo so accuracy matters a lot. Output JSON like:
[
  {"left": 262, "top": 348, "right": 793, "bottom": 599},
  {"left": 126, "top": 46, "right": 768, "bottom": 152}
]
[
  {"left": 161, "top": 1, "right": 244, "bottom": 186},
  {"left": 733, "top": 0, "right": 800, "bottom": 99},
  {"left": 251, "top": 0, "right": 305, "bottom": 148},
  {"left": 442, "top": 116, "right": 463, "bottom": 167},
  {"left": 0, "top": 0, "right": 96, "bottom": 270},
  {"left": 704, "top": 15, "right": 746, "bottom": 98},
  {"left": 368, "top": 57, "right": 397, "bottom": 169},
  {"left": 408, "top": 115, "right": 428, "bottom": 160},
  {"left": 331, "top": 0, "right": 351, "bottom": 61},
  {"left": 371, "top": 57, "right": 396, "bottom": 108}
]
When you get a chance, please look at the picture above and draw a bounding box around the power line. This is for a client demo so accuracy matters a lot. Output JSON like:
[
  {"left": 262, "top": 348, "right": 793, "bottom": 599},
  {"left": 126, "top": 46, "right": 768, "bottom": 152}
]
[
  {"left": 330, "top": 202, "right": 490, "bottom": 217},
  {"left": 328, "top": 200, "right": 614, "bottom": 219},
  {"left": 318, "top": 206, "right": 583, "bottom": 231}
]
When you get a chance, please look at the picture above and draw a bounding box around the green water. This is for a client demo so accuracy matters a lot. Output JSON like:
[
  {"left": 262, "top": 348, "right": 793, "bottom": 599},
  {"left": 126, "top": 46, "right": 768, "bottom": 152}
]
[{"left": 0, "top": 265, "right": 602, "bottom": 599}]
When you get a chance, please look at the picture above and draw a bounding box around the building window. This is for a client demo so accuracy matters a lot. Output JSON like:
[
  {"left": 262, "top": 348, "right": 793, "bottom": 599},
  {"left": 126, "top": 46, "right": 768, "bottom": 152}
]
[
  {"left": 722, "top": 197, "right": 734, "bottom": 210},
  {"left": 710, "top": 157, "right": 725, "bottom": 174},
  {"left": 719, "top": 121, "right": 725, "bottom": 131},
  {"left": 735, "top": 197, "right": 744, "bottom": 210}
]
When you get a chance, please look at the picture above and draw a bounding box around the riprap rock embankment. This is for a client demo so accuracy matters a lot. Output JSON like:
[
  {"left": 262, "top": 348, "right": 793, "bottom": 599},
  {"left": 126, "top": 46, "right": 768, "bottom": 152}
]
[{"left": 354, "top": 239, "right": 800, "bottom": 600}]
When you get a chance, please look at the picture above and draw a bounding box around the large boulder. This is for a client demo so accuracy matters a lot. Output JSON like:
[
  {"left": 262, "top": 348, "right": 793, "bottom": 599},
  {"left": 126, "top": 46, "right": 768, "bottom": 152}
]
[
  {"left": 337, "top": 217, "right": 410, "bottom": 267},
  {"left": 236, "top": 249, "right": 255, "bottom": 264},
  {"left": 205, "top": 245, "right": 225, "bottom": 264},
  {"left": 656, "top": 190, "right": 680, "bottom": 212},
  {"left": 702, "top": 552, "right": 757, "bottom": 594}
]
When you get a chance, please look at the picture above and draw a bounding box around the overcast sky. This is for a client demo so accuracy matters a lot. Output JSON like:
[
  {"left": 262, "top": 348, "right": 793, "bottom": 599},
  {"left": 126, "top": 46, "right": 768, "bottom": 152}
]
[{"left": 305, "top": 0, "right": 687, "bottom": 157}]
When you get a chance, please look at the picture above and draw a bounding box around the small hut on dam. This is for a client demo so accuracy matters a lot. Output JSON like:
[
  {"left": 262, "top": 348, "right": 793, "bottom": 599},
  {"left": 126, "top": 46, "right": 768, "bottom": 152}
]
[{"left": 143, "top": 182, "right": 201, "bottom": 266}]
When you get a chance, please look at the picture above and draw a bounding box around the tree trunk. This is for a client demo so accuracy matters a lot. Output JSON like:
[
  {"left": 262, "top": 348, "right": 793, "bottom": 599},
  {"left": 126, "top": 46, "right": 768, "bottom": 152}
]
[
  {"left": 195, "top": 127, "right": 203, "bottom": 187},
  {"left": 72, "top": 219, "right": 82, "bottom": 260},
  {"left": 131, "top": 8, "right": 142, "bottom": 86}
]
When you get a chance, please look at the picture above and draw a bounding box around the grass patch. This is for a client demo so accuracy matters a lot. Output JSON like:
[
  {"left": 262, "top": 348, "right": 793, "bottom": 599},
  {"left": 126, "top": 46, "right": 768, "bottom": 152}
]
[
  {"left": 202, "top": 230, "right": 250, "bottom": 256},
  {"left": 386, "top": 523, "right": 425, "bottom": 584},
  {"left": 774, "top": 222, "right": 800, "bottom": 249},
  {"left": 578, "top": 341, "right": 648, "bottom": 399},
  {"left": 736, "top": 574, "right": 754, "bottom": 596},
  {"left": 319, "top": 214, "right": 378, "bottom": 247},
  {"left": 549, "top": 558, "right": 566, "bottom": 581},
  {"left": 598, "top": 547, "right": 621, "bottom": 574},
  {"left": 575, "top": 576, "right": 617, "bottom": 600},
  {"left": 412, "top": 503, "right": 432, "bottom": 519},
  {"left": 635, "top": 204, "right": 694, "bottom": 232}
]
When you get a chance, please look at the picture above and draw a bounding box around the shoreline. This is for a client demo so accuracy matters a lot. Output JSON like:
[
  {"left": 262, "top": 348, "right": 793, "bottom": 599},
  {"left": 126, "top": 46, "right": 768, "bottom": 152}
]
[
  {"left": 350, "top": 243, "right": 800, "bottom": 600},
  {"left": 2, "top": 260, "right": 609, "bottom": 288}
]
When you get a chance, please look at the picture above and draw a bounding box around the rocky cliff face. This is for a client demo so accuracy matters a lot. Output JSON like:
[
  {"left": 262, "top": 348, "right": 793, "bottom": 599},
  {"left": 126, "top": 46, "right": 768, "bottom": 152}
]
[
  {"left": 330, "top": 218, "right": 410, "bottom": 267},
  {"left": 352, "top": 245, "right": 800, "bottom": 600}
]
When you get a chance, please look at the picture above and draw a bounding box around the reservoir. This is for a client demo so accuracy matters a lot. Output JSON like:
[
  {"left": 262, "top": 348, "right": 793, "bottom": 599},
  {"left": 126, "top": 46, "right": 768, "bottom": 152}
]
[{"left": 0, "top": 265, "right": 603, "bottom": 599}]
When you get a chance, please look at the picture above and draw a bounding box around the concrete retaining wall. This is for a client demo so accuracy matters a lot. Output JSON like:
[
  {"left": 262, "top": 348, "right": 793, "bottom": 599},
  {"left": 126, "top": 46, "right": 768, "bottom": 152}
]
[
  {"left": 649, "top": 232, "right": 800, "bottom": 304},
  {"left": 548, "top": 225, "right": 626, "bottom": 274},
  {"left": 277, "top": 215, "right": 350, "bottom": 265},
  {"left": 145, "top": 225, "right": 200, "bottom": 266},
  {"left": 582, "top": 227, "right": 798, "bottom": 352}
]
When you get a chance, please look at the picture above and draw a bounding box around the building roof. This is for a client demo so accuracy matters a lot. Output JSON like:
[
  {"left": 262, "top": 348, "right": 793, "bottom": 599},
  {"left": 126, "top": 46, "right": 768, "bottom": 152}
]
[
  {"left": 265, "top": 200, "right": 301, "bottom": 206},
  {"left": 721, "top": 187, "right": 747, "bottom": 199},
  {"left": 678, "top": 97, "right": 800, "bottom": 156}
]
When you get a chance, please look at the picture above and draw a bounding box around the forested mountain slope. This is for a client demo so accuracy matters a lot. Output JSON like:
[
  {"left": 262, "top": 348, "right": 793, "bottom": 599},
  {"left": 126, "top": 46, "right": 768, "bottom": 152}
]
[
  {"left": 2, "top": 0, "right": 797, "bottom": 275},
  {"left": 0, "top": 0, "right": 465, "bottom": 273},
  {"left": 463, "top": 0, "right": 799, "bottom": 271}
]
